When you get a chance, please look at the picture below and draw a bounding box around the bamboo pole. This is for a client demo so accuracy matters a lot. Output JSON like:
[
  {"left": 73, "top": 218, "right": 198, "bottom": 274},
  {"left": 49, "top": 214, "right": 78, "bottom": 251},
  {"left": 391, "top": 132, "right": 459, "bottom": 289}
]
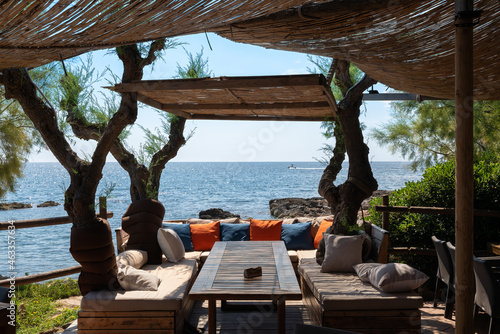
[{"left": 454, "top": 0, "right": 475, "bottom": 332}]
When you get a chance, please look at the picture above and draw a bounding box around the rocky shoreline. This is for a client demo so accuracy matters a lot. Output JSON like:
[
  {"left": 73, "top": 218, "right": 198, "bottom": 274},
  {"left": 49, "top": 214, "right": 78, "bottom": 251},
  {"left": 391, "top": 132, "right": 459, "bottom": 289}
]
[
  {"left": 0, "top": 201, "right": 60, "bottom": 211},
  {"left": 269, "top": 190, "right": 392, "bottom": 218}
]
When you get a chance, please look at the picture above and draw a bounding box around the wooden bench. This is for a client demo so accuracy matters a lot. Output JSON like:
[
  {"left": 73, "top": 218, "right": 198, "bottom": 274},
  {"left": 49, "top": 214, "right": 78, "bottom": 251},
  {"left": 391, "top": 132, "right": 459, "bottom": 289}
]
[
  {"left": 299, "top": 224, "right": 424, "bottom": 334},
  {"left": 78, "top": 259, "right": 197, "bottom": 334}
]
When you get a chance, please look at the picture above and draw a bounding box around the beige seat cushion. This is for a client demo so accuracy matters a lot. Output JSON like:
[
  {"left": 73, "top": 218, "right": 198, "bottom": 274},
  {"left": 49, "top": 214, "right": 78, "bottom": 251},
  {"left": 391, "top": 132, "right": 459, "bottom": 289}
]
[
  {"left": 81, "top": 259, "right": 197, "bottom": 312},
  {"left": 297, "top": 249, "right": 317, "bottom": 261},
  {"left": 200, "top": 251, "right": 211, "bottom": 263},
  {"left": 288, "top": 250, "right": 298, "bottom": 264},
  {"left": 184, "top": 251, "right": 203, "bottom": 261},
  {"left": 298, "top": 258, "right": 423, "bottom": 311}
]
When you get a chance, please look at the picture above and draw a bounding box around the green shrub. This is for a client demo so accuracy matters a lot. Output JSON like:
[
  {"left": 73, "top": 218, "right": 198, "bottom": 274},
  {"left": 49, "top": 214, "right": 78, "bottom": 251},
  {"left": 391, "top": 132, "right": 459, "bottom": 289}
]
[{"left": 368, "top": 153, "right": 500, "bottom": 277}]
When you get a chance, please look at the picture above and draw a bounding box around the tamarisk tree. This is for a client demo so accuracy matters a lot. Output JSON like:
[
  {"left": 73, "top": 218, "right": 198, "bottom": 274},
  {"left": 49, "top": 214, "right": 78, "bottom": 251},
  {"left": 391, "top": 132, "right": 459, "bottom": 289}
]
[
  {"left": 315, "top": 59, "right": 378, "bottom": 262},
  {"left": 1, "top": 42, "right": 164, "bottom": 293},
  {"left": 61, "top": 46, "right": 208, "bottom": 202},
  {"left": 59, "top": 45, "right": 208, "bottom": 265}
]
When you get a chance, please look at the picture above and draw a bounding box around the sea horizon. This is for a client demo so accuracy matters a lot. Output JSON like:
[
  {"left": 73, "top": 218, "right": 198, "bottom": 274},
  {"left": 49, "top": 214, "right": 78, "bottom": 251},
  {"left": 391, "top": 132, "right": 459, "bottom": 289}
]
[{"left": 0, "top": 161, "right": 421, "bottom": 277}]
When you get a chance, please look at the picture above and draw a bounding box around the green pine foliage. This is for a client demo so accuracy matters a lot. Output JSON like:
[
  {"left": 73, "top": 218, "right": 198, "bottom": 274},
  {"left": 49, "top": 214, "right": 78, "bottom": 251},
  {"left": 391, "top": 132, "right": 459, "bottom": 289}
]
[
  {"left": 0, "top": 64, "right": 58, "bottom": 198},
  {"left": 368, "top": 153, "right": 500, "bottom": 276},
  {"left": 372, "top": 100, "right": 500, "bottom": 171}
]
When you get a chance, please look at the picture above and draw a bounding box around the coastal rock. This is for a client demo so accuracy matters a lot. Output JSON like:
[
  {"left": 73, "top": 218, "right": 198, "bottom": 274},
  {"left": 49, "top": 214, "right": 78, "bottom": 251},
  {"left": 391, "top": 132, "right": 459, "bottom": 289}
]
[
  {"left": 361, "top": 190, "right": 393, "bottom": 210},
  {"left": 270, "top": 190, "right": 393, "bottom": 218},
  {"left": 37, "top": 201, "right": 60, "bottom": 208},
  {"left": 199, "top": 208, "right": 240, "bottom": 219},
  {"left": 0, "top": 202, "right": 32, "bottom": 210},
  {"left": 269, "top": 197, "right": 331, "bottom": 218}
]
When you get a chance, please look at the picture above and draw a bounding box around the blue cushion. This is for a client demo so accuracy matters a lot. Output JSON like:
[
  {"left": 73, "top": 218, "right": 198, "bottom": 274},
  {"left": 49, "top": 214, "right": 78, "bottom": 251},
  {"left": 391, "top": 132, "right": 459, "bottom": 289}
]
[
  {"left": 163, "top": 223, "right": 193, "bottom": 251},
  {"left": 220, "top": 223, "right": 250, "bottom": 241},
  {"left": 281, "top": 222, "right": 314, "bottom": 250}
]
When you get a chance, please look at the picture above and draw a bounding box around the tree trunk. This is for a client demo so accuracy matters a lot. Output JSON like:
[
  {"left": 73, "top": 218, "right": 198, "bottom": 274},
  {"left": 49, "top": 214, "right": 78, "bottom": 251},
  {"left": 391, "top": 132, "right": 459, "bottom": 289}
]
[
  {"left": 148, "top": 116, "right": 187, "bottom": 199},
  {"left": 3, "top": 44, "right": 142, "bottom": 293},
  {"left": 316, "top": 61, "right": 378, "bottom": 264}
]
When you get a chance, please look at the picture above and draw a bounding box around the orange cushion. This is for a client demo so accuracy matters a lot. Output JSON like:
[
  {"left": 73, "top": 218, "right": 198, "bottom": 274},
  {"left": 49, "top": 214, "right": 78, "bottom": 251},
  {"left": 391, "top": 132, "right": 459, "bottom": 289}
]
[
  {"left": 250, "top": 219, "right": 283, "bottom": 241},
  {"left": 190, "top": 221, "right": 220, "bottom": 251},
  {"left": 314, "top": 219, "right": 333, "bottom": 248}
]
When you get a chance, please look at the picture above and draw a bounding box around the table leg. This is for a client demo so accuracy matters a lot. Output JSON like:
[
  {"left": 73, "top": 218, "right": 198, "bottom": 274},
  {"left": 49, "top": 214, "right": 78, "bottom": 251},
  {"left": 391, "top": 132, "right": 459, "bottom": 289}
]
[
  {"left": 208, "top": 299, "right": 216, "bottom": 334},
  {"left": 277, "top": 297, "right": 285, "bottom": 334}
]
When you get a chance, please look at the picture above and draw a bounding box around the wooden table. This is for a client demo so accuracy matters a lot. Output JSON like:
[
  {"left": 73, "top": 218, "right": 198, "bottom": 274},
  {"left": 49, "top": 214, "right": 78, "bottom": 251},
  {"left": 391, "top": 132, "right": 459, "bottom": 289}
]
[{"left": 189, "top": 241, "right": 302, "bottom": 334}]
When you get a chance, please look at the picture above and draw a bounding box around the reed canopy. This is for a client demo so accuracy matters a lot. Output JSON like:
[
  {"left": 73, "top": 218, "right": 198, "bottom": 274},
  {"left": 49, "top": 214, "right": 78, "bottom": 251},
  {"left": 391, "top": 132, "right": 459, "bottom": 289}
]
[{"left": 0, "top": 0, "right": 499, "bottom": 100}]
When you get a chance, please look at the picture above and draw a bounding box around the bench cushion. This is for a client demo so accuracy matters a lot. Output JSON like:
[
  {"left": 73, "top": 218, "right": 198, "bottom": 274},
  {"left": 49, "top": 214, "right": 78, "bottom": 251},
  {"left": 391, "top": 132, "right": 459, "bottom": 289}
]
[
  {"left": 184, "top": 251, "right": 203, "bottom": 261},
  {"left": 297, "top": 249, "right": 317, "bottom": 261},
  {"left": 298, "top": 258, "right": 423, "bottom": 311},
  {"left": 81, "top": 258, "right": 197, "bottom": 312}
]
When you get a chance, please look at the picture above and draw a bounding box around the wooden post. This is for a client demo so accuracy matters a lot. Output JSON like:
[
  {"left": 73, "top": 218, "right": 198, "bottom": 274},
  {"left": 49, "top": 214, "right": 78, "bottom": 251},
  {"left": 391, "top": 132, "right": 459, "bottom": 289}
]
[
  {"left": 382, "top": 195, "right": 390, "bottom": 231},
  {"left": 208, "top": 299, "right": 216, "bottom": 334},
  {"left": 99, "top": 196, "right": 107, "bottom": 219},
  {"left": 454, "top": 0, "right": 475, "bottom": 332}
]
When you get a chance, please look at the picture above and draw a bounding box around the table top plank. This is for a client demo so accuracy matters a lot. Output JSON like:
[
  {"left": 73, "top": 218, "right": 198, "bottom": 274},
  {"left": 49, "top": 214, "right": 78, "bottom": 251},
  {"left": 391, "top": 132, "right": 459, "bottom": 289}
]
[
  {"left": 273, "top": 242, "right": 300, "bottom": 292},
  {"left": 190, "top": 241, "right": 227, "bottom": 292},
  {"left": 189, "top": 241, "right": 301, "bottom": 301}
]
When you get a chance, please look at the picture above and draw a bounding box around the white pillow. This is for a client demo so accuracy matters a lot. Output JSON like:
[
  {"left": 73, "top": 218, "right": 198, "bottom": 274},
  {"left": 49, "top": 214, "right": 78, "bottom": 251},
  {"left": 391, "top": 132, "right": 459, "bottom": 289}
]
[
  {"left": 321, "top": 234, "right": 363, "bottom": 273},
  {"left": 368, "top": 263, "right": 429, "bottom": 292},
  {"left": 117, "top": 265, "right": 160, "bottom": 291},
  {"left": 157, "top": 228, "right": 185, "bottom": 263},
  {"left": 116, "top": 249, "right": 148, "bottom": 269}
]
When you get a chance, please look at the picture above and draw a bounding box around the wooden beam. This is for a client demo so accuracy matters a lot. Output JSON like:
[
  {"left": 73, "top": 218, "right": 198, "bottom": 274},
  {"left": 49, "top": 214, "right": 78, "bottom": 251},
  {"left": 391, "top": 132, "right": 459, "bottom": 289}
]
[
  {"left": 137, "top": 93, "right": 192, "bottom": 119},
  {"left": 454, "top": 0, "right": 475, "bottom": 332},
  {"left": 0, "top": 265, "right": 82, "bottom": 287},
  {"left": 112, "top": 74, "right": 326, "bottom": 93},
  {"left": 189, "top": 114, "right": 334, "bottom": 122},
  {"left": 362, "top": 93, "right": 444, "bottom": 101},
  {"left": 389, "top": 247, "right": 436, "bottom": 256},
  {"left": 160, "top": 101, "right": 332, "bottom": 111},
  {"left": 320, "top": 85, "right": 338, "bottom": 116},
  {"left": 0, "top": 212, "right": 113, "bottom": 230},
  {"left": 375, "top": 205, "right": 500, "bottom": 218}
]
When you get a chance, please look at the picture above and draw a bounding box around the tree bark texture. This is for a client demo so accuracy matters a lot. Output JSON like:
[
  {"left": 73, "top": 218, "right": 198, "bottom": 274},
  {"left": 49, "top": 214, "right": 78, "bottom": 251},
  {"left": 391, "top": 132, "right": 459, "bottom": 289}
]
[
  {"left": 316, "top": 60, "right": 378, "bottom": 264},
  {"left": 122, "top": 199, "right": 165, "bottom": 264},
  {"left": 63, "top": 42, "right": 186, "bottom": 202},
  {"left": 3, "top": 44, "right": 143, "bottom": 294}
]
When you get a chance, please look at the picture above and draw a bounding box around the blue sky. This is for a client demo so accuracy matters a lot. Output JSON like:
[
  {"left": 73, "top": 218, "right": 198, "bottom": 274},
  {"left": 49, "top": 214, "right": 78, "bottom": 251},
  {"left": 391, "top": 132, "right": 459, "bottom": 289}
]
[{"left": 30, "top": 33, "right": 402, "bottom": 163}]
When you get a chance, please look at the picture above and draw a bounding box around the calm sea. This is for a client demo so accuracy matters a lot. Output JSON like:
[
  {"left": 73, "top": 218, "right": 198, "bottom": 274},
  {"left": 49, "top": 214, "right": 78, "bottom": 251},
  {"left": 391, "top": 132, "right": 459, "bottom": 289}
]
[{"left": 0, "top": 161, "right": 421, "bottom": 278}]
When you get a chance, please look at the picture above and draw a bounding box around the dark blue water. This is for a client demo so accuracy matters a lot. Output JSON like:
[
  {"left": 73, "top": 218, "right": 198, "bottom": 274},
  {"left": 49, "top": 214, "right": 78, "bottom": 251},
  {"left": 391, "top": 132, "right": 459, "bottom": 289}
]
[{"left": 0, "top": 161, "right": 421, "bottom": 277}]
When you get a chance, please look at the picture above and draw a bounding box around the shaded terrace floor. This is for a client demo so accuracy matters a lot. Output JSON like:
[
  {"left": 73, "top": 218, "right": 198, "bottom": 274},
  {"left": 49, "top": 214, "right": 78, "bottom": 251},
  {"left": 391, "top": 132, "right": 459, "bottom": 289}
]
[{"left": 62, "top": 300, "right": 462, "bottom": 333}]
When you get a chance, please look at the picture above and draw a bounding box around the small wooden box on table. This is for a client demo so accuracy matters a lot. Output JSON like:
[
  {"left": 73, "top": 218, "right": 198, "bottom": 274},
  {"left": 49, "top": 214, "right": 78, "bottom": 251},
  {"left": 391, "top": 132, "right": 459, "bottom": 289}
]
[{"left": 189, "top": 241, "right": 302, "bottom": 334}]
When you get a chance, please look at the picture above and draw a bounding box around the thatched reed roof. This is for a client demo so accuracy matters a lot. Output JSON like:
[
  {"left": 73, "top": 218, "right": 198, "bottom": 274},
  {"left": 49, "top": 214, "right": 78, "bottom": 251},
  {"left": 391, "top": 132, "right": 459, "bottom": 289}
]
[
  {"left": 108, "top": 74, "right": 337, "bottom": 121},
  {"left": 0, "top": 0, "right": 499, "bottom": 100},
  {"left": 0, "top": 0, "right": 323, "bottom": 68},
  {"left": 211, "top": 0, "right": 500, "bottom": 100}
]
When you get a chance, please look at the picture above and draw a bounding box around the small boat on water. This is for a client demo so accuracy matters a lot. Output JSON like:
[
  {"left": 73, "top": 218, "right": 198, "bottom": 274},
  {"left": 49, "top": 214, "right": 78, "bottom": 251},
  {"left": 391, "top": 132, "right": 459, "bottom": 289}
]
[{"left": 288, "top": 164, "right": 297, "bottom": 169}]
